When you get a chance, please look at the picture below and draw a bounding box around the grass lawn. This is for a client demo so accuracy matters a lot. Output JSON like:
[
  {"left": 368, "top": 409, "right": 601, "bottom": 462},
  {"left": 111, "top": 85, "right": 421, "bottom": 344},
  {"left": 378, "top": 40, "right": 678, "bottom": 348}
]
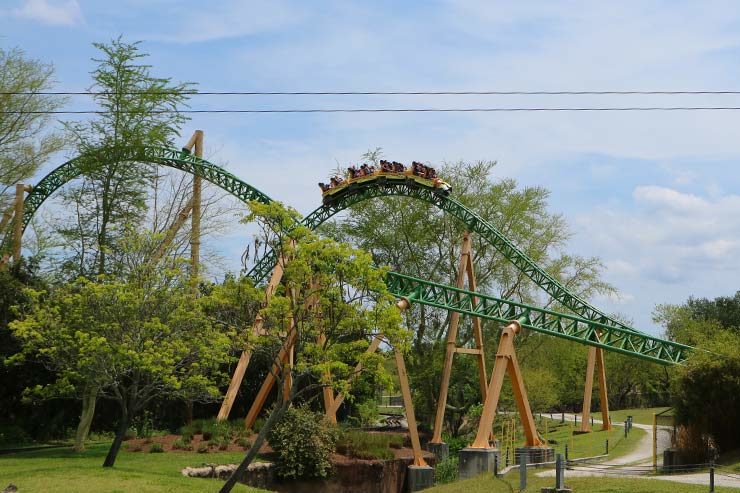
[
  {"left": 538, "top": 417, "right": 646, "bottom": 460},
  {"left": 609, "top": 407, "right": 672, "bottom": 426},
  {"left": 428, "top": 471, "right": 740, "bottom": 492},
  {"left": 0, "top": 442, "right": 271, "bottom": 493}
]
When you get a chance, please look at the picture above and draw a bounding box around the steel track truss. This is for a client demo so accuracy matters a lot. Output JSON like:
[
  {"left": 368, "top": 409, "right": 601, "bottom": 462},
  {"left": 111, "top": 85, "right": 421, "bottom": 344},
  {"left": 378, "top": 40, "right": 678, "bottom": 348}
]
[
  {"left": 385, "top": 271, "right": 689, "bottom": 365},
  {"left": 0, "top": 146, "right": 270, "bottom": 253}
]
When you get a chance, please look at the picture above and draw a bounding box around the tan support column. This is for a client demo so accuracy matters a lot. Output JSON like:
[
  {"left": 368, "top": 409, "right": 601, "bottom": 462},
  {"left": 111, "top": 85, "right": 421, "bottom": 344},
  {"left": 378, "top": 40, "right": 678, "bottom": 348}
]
[
  {"left": 244, "top": 325, "right": 297, "bottom": 429},
  {"left": 190, "top": 130, "right": 203, "bottom": 284},
  {"left": 243, "top": 275, "right": 312, "bottom": 428},
  {"left": 150, "top": 198, "right": 194, "bottom": 263},
  {"left": 394, "top": 348, "right": 428, "bottom": 467},
  {"left": 431, "top": 232, "right": 488, "bottom": 444},
  {"left": 216, "top": 255, "right": 287, "bottom": 421},
  {"left": 580, "top": 346, "right": 597, "bottom": 432},
  {"left": 217, "top": 315, "right": 263, "bottom": 421},
  {"left": 470, "top": 321, "right": 543, "bottom": 449},
  {"left": 317, "top": 332, "right": 337, "bottom": 424},
  {"left": 329, "top": 333, "right": 384, "bottom": 415},
  {"left": 595, "top": 347, "right": 611, "bottom": 430},
  {"left": 12, "top": 183, "right": 25, "bottom": 262},
  {"left": 283, "top": 338, "right": 294, "bottom": 402},
  {"left": 395, "top": 298, "right": 427, "bottom": 467},
  {"left": 328, "top": 299, "right": 409, "bottom": 415}
]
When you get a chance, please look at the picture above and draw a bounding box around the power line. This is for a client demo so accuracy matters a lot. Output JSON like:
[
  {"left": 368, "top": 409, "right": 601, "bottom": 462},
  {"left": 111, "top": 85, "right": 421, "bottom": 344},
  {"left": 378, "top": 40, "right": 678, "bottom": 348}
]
[
  {"left": 6, "top": 90, "right": 740, "bottom": 96},
  {"left": 7, "top": 106, "right": 740, "bottom": 115}
]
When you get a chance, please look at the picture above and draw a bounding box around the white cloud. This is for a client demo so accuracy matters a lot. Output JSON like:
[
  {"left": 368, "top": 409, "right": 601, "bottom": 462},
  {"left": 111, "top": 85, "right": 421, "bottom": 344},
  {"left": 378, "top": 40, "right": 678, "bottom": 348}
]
[
  {"left": 578, "top": 186, "right": 740, "bottom": 287},
  {"left": 12, "top": 0, "right": 82, "bottom": 26},
  {"left": 633, "top": 185, "right": 708, "bottom": 213},
  {"left": 142, "top": 0, "right": 304, "bottom": 43}
]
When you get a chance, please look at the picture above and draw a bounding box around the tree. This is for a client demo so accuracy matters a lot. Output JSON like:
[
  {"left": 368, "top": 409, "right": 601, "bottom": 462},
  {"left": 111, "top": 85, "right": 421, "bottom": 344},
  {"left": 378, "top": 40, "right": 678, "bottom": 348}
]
[
  {"left": 8, "top": 232, "right": 232, "bottom": 467},
  {"left": 58, "top": 37, "right": 192, "bottom": 278},
  {"left": 0, "top": 47, "right": 66, "bottom": 210},
  {"left": 322, "top": 155, "right": 613, "bottom": 431},
  {"left": 220, "top": 201, "right": 408, "bottom": 492},
  {"left": 655, "top": 297, "right": 740, "bottom": 455},
  {"left": 50, "top": 37, "right": 192, "bottom": 450}
]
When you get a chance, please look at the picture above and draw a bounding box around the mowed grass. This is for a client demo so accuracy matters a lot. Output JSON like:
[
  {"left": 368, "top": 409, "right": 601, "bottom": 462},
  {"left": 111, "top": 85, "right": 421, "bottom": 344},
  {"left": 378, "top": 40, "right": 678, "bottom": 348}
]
[
  {"left": 0, "top": 442, "right": 271, "bottom": 493},
  {"left": 427, "top": 471, "right": 740, "bottom": 493},
  {"left": 609, "top": 407, "right": 672, "bottom": 426},
  {"left": 539, "top": 417, "right": 646, "bottom": 460}
]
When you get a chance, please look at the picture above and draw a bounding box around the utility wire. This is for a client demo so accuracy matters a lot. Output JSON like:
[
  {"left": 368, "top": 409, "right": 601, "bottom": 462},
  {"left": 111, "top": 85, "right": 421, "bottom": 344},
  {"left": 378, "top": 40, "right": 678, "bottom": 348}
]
[
  {"left": 7, "top": 90, "right": 740, "bottom": 96},
  {"left": 8, "top": 106, "right": 740, "bottom": 115}
]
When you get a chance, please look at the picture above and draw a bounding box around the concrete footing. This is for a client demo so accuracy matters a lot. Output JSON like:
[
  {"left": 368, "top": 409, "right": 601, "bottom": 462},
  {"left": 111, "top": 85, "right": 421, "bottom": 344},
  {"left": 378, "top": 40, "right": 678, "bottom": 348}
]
[
  {"left": 458, "top": 447, "right": 501, "bottom": 479},
  {"left": 515, "top": 446, "right": 554, "bottom": 464},
  {"left": 427, "top": 442, "right": 449, "bottom": 462},
  {"left": 406, "top": 465, "right": 434, "bottom": 492}
]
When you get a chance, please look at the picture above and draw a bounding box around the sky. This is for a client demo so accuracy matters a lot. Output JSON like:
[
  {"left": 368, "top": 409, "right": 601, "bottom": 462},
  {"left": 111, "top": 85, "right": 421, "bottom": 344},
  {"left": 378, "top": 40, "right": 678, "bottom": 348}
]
[{"left": 3, "top": 0, "right": 740, "bottom": 335}]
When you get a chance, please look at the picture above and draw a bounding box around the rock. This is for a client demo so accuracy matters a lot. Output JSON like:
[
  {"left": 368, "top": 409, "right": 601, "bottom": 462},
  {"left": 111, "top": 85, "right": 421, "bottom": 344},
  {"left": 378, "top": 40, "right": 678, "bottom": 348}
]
[
  {"left": 181, "top": 461, "right": 273, "bottom": 480},
  {"left": 3, "top": 484, "right": 18, "bottom": 493}
]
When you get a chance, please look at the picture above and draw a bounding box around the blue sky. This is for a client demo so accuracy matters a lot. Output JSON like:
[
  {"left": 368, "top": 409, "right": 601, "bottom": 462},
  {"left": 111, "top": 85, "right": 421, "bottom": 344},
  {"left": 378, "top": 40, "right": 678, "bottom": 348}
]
[{"left": 3, "top": 0, "right": 740, "bottom": 334}]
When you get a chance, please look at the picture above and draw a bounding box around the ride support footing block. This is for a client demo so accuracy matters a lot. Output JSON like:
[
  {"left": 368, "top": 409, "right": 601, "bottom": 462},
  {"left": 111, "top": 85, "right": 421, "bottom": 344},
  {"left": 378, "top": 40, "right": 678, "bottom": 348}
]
[
  {"left": 427, "top": 442, "right": 449, "bottom": 462},
  {"left": 406, "top": 465, "right": 434, "bottom": 492},
  {"left": 458, "top": 447, "right": 501, "bottom": 479}
]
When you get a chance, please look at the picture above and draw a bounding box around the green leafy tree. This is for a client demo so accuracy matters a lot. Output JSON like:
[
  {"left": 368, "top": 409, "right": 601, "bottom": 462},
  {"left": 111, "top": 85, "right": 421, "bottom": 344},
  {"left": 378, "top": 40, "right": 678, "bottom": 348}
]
[
  {"left": 58, "top": 37, "right": 192, "bottom": 277},
  {"left": 8, "top": 233, "right": 232, "bottom": 467},
  {"left": 221, "top": 201, "right": 408, "bottom": 492},
  {"left": 0, "top": 47, "right": 66, "bottom": 209},
  {"left": 50, "top": 37, "right": 192, "bottom": 450},
  {"left": 655, "top": 297, "right": 740, "bottom": 455}
]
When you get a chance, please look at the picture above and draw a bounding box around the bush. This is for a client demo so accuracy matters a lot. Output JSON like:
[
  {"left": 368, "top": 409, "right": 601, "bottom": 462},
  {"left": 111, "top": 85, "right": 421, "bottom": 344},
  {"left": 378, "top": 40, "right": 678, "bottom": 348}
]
[
  {"left": 252, "top": 417, "right": 266, "bottom": 434},
  {"left": 236, "top": 437, "right": 251, "bottom": 450},
  {"left": 671, "top": 330, "right": 740, "bottom": 454},
  {"left": 269, "top": 407, "right": 339, "bottom": 479},
  {"left": 434, "top": 457, "right": 459, "bottom": 484},
  {"left": 172, "top": 437, "right": 192, "bottom": 451},
  {"left": 149, "top": 443, "right": 164, "bottom": 453},
  {"left": 335, "top": 430, "right": 401, "bottom": 460},
  {"left": 0, "top": 425, "right": 31, "bottom": 446}
]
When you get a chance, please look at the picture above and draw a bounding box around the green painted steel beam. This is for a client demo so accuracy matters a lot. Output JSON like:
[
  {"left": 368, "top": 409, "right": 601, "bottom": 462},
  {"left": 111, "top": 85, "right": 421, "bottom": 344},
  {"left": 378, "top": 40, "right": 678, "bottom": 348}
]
[
  {"left": 385, "top": 271, "right": 689, "bottom": 365},
  {"left": 0, "top": 146, "right": 270, "bottom": 253}
]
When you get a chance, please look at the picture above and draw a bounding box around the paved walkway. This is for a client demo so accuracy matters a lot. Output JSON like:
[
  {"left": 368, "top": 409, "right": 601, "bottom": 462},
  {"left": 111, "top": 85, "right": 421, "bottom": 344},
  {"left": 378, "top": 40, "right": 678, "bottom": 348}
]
[{"left": 536, "top": 413, "right": 740, "bottom": 490}]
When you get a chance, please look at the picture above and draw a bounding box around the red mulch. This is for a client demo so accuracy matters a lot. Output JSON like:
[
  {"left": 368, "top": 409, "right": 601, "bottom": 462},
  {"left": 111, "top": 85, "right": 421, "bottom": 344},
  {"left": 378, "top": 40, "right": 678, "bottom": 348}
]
[
  {"left": 123, "top": 431, "right": 432, "bottom": 463},
  {"left": 123, "top": 433, "right": 271, "bottom": 454}
]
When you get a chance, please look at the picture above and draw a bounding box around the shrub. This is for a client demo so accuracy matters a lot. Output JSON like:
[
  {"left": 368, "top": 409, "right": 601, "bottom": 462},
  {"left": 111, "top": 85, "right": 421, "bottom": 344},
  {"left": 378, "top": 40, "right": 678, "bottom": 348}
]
[
  {"left": 252, "top": 417, "right": 266, "bottom": 434},
  {"left": 149, "top": 443, "right": 164, "bottom": 453},
  {"left": 0, "top": 425, "right": 31, "bottom": 446},
  {"left": 336, "top": 430, "right": 400, "bottom": 460},
  {"left": 236, "top": 437, "right": 251, "bottom": 450},
  {"left": 269, "top": 407, "right": 339, "bottom": 479},
  {"left": 207, "top": 436, "right": 231, "bottom": 450},
  {"left": 172, "top": 437, "right": 192, "bottom": 451},
  {"left": 434, "top": 457, "right": 459, "bottom": 484}
]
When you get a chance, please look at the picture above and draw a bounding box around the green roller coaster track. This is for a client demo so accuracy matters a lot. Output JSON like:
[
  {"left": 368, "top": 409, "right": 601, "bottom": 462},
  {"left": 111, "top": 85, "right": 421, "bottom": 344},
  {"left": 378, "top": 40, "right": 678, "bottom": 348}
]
[
  {"left": 250, "top": 180, "right": 637, "bottom": 332},
  {"left": 2, "top": 146, "right": 691, "bottom": 365}
]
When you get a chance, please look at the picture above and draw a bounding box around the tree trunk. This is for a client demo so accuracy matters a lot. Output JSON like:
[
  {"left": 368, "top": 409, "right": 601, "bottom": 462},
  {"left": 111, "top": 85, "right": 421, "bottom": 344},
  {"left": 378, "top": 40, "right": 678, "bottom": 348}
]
[
  {"left": 185, "top": 399, "right": 194, "bottom": 425},
  {"left": 74, "top": 386, "right": 98, "bottom": 452},
  {"left": 220, "top": 400, "right": 289, "bottom": 493},
  {"left": 103, "top": 407, "right": 129, "bottom": 468}
]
